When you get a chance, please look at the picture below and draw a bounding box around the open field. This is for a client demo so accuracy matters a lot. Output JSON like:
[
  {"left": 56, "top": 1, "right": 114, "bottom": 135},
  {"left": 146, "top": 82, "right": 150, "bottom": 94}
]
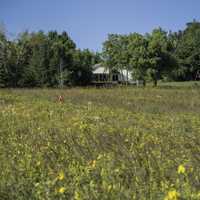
[
  {"left": 0, "top": 86, "right": 200, "bottom": 199},
  {"left": 159, "top": 81, "right": 200, "bottom": 88}
]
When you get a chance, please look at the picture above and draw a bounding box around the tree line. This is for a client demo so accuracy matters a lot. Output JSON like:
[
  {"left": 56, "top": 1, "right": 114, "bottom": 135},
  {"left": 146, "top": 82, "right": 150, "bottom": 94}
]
[
  {"left": 103, "top": 20, "right": 200, "bottom": 86},
  {"left": 0, "top": 20, "right": 200, "bottom": 87},
  {"left": 0, "top": 30, "right": 101, "bottom": 87}
]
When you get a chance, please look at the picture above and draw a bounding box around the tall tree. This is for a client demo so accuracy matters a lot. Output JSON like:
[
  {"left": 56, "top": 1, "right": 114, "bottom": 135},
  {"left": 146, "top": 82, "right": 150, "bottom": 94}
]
[
  {"left": 48, "top": 31, "right": 76, "bottom": 87},
  {"left": 147, "top": 28, "right": 177, "bottom": 86},
  {"left": 0, "top": 31, "right": 8, "bottom": 87},
  {"left": 21, "top": 31, "right": 48, "bottom": 87},
  {"left": 71, "top": 49, "right": 100, "bottom": 85},
  {"left": 16, "top": 31, "right": 34, "bottom": 87},
  {"left": 175, "top": 20, "right": 200, "bottom": 81},
  {"left": 128, "top": 33, "right": 149, "bottom": 85},
  {"left": 103, "top": 34, "right": 130, "bottom": 81}
]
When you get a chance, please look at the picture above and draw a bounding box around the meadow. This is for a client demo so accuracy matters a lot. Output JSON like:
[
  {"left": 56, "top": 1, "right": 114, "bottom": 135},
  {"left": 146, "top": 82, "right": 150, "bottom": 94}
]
[{"left": 0, "top": 85, "right": 200, "bottom": 200}]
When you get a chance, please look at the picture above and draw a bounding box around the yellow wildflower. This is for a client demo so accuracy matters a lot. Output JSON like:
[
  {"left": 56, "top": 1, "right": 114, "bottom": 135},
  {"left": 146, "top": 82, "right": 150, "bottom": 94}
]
[
  {"left": 74, "top": 191, "right": 81, "bottom": 200},
  {"left": 114, "top": 168, "right": 120, "bottom": 173},
  {"left": 36, "top": 161, "right": 41, "bottom": 166},
  {"left": 97, "top": 154, "right": 103, "bottom": 160},
  {"left": 178, "top": 165, "right": 186, "bottom": 174},
  {"left": 58, "top": 187, "right": 65, "bottom": 194},
  {"left": 58, "top": 171, "right": 65, "bottom": 180},
  {"left": 91, "top": 160, "right": 96, "bottom": 168},
  {"left": 164, "top": 190, "right": 180, "bottom": 200},
  {"left": 108, "top": 185, "right": 112, "bottom": 192}
]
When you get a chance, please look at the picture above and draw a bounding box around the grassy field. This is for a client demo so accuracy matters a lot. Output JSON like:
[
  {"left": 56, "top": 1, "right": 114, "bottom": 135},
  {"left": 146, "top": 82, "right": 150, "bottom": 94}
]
[
  {"left": 0, "top": 85, "right": 200, "bottom": 199},
  {"left": 159, "top": 81, "right": 200, "bottom": 88}
]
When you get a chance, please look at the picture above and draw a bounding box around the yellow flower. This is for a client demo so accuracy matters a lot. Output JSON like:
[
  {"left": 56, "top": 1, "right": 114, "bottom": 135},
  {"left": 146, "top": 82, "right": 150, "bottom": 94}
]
[
  {"left": 164, "top": 190, "right": 180, "bottom": 200},
  {"left": 114, "top": 168, "right": 120, "bottom": 173},
  {"left": 58, "top": 171, "right": 65, "bottom": 180},
  {"left": 108, "top": 185, "right": 112, "bottom": 192},
  {"left": 178, "top": 165, "right": 186, "bottom": 174},
  {"left": 74, "top": 191, "right": 81, "bottom": 200},
  {"left": 91, "top": 160, "right": 96, "bottom": 168},
  {"left": 97, "top": 154, "right": 103, "bottom": 160},
  {"left": 58, "top": 187, "right": 65, "bottom": 194},
  {"left": 36, "top": 161, "right": 41, "bottom": 166}
]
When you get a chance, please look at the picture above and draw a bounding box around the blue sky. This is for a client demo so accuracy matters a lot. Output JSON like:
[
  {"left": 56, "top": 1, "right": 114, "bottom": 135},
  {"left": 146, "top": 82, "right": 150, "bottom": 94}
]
[{"left": 1, "top": 0, "right": 200, "bottom": 51}]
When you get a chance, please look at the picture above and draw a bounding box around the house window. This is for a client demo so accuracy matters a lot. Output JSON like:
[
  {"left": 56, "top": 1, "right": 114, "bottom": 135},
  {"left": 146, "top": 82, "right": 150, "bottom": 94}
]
[
  {"left": 93, "top": 74, "right": 99, "bottom": 82},
  {"left": 100, "top": 74, "right": 103, "bottom": 81},
  {"left": 103, "top": 74, "right": 108, "bottom": 81},
  {"left": 112, "top": 74, "right": 118, "bottom": 81}
]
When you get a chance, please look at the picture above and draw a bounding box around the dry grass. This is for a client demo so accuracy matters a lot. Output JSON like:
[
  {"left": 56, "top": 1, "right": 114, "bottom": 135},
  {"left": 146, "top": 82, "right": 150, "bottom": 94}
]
[{"left": 0, "top": 86, "right": 200, "bottom": 199}]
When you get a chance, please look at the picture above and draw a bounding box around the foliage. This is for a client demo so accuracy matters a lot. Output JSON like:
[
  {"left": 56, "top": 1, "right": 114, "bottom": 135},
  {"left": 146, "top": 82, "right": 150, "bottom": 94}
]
[
  {"left": 1, "top": 20, "right": 200, "bottom": 87},
  {"left": 102, "top": 21, "right": 200, "bottom": 86},
  {"left": 0, "top": 30, "right": 100, "bottom": 87},
  {"left": 70, "top": 49, "right": 100, "bottom": 86},
  {"left": 128, "top": 33, "right": 149, "bottom": 85},
  {"left": 102, "top": 34, "right": 129, "bottom": 73},
  {"left": 147, "top": 28, "right": 177, "bottom": 86},
  {"left": 175, "top": 20, "right": 200, "bottom": 81},
  {"left": 0, "top": 31, "right": 7, "bottom": 87}
]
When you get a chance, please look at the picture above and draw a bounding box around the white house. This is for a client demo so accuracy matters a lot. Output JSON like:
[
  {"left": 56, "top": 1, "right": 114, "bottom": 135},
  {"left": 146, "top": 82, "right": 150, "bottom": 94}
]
[{"left": 92, "top": 63, "right": 135, "bottom": 84}]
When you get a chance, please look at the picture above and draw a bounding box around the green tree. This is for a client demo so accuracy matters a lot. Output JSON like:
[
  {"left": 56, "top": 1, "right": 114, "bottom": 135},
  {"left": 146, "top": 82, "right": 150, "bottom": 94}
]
[
  {"left": 21, "top": 31, "right": 49, "bottom": 87},
  {"left": 48, "top": 31, "right": 76, "bottom": 87},
  {"left": 128, "top": 33, "right": 149, "bottom": 86},
  {"left": 0, "top": 31, "right": 8, "bottom": 87},
  {"left": 16, "top": 31, "right": 34, "bottom": 87},
  {"left": 71, "top": 49, "right": 100, "bottom": 85},
  {"left": 147, "top": 28, "right": 177, "bottom": 86},
  {"left": 175, "top": 20, "right": 200, "bottom": 81},
  {"left": 103, "top": 34, "right": 130, "bottom": 82}
]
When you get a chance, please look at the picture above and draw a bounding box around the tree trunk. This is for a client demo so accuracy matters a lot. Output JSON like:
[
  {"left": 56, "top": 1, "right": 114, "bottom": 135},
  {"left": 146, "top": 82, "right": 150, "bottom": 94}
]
[
  {"left": 126, "top": 69, "right": 128, "bottom": 86},
  {"left": 153, "top": 79, "right": 157, "bottom": 87},
  {"left": 143, "top": 79, "right": 146, "bottom": 87}
]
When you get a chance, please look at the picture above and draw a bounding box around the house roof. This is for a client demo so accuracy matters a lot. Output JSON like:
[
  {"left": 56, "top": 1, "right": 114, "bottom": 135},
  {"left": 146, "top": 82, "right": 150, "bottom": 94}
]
[
  {"left": 93, "top": 63, "right": 109, "bottom": 74},
  {"left": 92, "top": 63, "right": 134, "bottom": 82}
]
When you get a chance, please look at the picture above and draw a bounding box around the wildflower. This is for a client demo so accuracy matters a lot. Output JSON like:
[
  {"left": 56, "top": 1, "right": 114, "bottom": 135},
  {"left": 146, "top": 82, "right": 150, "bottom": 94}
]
[
  {"left": 88, "top": 101, "right": 92, "bottom": 105},
  {"left": 97, "top": 154, "right": 103, "bottom": 160},
  {"left": 93, "top": 116, "right": 100, "bottom": 121},
  {"left": 92, "top": 160, "right": 96, "bottom": 168},
  {"left": 190, "top": 167, "right": 194, "bottom": 173},
  {"left": 36, "top": 161, "right": 41, "bottom": 166},
  {"left": 108, "top": 185, "right": 112, "bottom": 191},
  {"left": 178, "top": 165, "right": 186, "bottom": 174},
  {"left": 58, "top": 187, "right": 65, "bottom": 194},
  {"left": 58, "top": 171, "right": 65, "bottom": 180},
  {"left": 35, "top": 182, "right": 40, "bottom": 187},
  {"left": 89, "top": 160, "right": 96, "bottom": 168},
  {"left": 114, "top": 168, "right": 120, "bottom": 173},
  {"left": 125, "top": 138, "right": 129, "bottom": 142},
  {"left": 74, "top": 191, "right": 81, "bottom": 200},
  {"left": 164, "top": 189, "right": 180, "bottom": 200}
]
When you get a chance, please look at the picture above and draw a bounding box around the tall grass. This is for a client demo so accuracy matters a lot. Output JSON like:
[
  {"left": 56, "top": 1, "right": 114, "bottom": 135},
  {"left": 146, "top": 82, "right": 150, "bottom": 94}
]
[{"left": 0, "top": 86, "right": 200, "bottom": 199}]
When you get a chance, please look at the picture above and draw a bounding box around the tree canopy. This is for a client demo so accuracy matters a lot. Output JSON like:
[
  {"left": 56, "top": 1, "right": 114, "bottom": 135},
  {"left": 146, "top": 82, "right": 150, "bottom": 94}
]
[
  {"left": 0, "top": 20, "right": 200, "bottom": 87},
  {"left": 0, "top": 30, "right": 100, "bottom": 87}
]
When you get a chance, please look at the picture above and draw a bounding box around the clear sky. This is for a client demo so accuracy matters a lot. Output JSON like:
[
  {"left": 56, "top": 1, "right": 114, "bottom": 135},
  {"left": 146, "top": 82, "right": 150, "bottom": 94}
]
[{"left": 1, "top": 0, "right": 200, "bottom": 51}]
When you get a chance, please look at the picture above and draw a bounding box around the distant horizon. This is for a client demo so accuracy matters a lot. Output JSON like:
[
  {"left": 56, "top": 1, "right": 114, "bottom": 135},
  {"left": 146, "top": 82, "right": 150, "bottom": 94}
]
[{"left": 1, "top": 0, "right": 200, "bottom": 51}]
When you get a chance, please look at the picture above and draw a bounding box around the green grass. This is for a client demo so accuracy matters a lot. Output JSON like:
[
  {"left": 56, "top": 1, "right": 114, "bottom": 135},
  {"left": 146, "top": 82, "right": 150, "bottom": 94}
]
[
  {"left": 0, "top": 86, "right": 200, "bottom": 199},
  {"left": 159, "top": 80, "right": 200, "bottom": 87}
]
